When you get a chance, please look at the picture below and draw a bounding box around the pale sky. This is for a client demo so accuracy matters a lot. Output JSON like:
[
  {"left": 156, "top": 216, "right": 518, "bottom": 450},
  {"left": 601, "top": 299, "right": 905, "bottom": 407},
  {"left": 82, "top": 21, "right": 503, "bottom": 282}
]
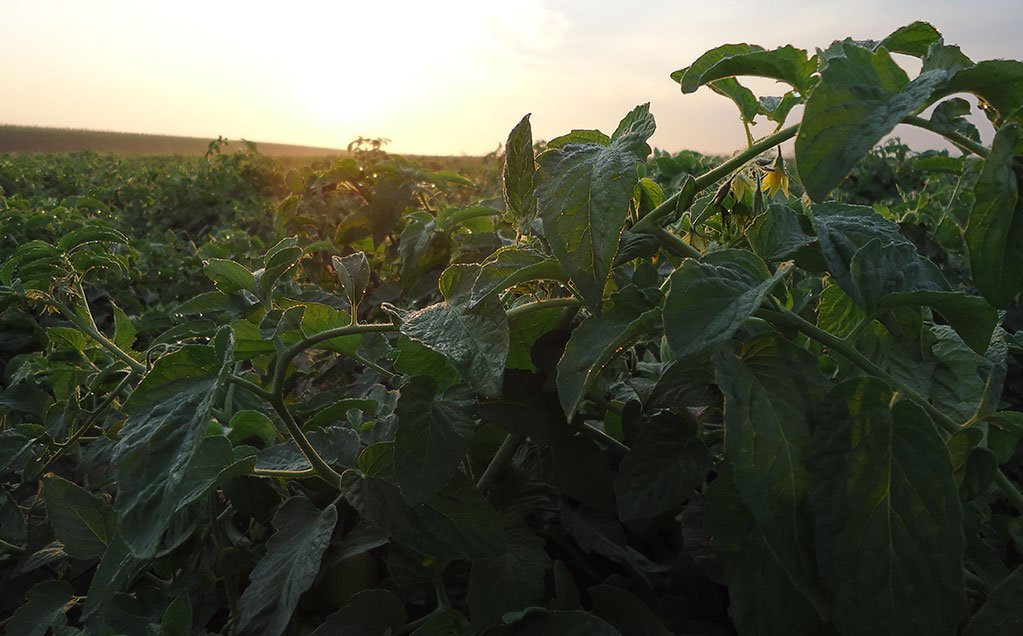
[{"left": 3, "top": 0, "right": 1021, "bottom": 155}]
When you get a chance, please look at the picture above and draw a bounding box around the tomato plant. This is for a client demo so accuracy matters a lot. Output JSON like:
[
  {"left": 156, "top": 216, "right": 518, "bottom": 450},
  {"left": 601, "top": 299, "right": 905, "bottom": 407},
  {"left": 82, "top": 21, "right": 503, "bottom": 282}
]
[{"left": 3, "top": 21, "right": 1023, "bottom": 636}]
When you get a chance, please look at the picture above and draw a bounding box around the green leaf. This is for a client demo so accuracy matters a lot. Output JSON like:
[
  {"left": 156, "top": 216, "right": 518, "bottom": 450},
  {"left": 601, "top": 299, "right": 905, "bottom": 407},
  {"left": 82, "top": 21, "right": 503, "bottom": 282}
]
[
  {"left": 880, "top": 21, "right": 943, "bottom": 58},
  {"left": 747, "top": 202, "right": 815, "bottom": 263},
  {"left": 42, "top": 475, "right": 116, "bottom": 560},
  {"left": 965, "top": 123, "right": 1023, "bottom": 307},
  {"left": 810, "top": 379, "right": 965, "bottom": 635},
  {"left": 204, "top": 259, "right": 258, "bottom": 295},
  {"left": 111, "top": 302, "right": 136, "bottom": 353},
  {"left": 879, "top": 290, "right": 997, "bottom": 355},
  {"left": 963, "top": 563, "right": 1023, "bottom": 636},
  {"left": 331, "top": 252, "right": 370, "bottom": 310},
  {"left": 713, "top": 335, "right": 830, "bottom": 614},
  {"left": 236, "top": 498, "right": 337, "bottom": 636},
  {"left": 663, "top": 250, "right": 788, "bottom": 359},
  {"left": 258, "top": 237, "right": 303, "bottom": 298},
  {"left": 675, "top": 44, "right": 818, "bottom": 96},
  {"left": 812, "top": 202, "right": 906, "bottom": 296},
  {"left": 848, "top": 238, "right": 949, "bottom": 313},
  {"left": 504, "top": 114, "right": 536, "bottom": 222},
  {"left": 706, "top": 469, "right": 832, "bottom": 636},
  {"left": 709, "top": 78, "right": 760, "bottom": 123},
  {"left": 300, "top": 302, "right": 362, "bottom": 354},
  {"left": 468, "top": 528, "right": 552, "bottom": 628},
  {"left": 343, "top": 472, "right": 505, "bottom": 560},
  {"left": 758, "top": 92, "right": 801, "bottom": 125},
  {"left": 227, "top": 410, "right": 278, "bottom": 446},
  {"left": 83, "top": 534, "right": 142, "bottom": 618},
  {"left": 547, "top": 129, "right": 611, "bottom": 148},
  {"left": 535, "top": 104, "right": 654, "bottom": 308},
  {"left": 308, "top": 589, "right": 407, "bottom": 636},
  {"left": 160, "top": 593, "right": 193, "bottom": 636},
  {"left": 256, "top": 427, "right": 359, "bottom": 472},
  {"left": 796, "top": 43, "right": 949, "bottom": 200},
  {"left": 56, "top": 224, "right": 128, "bottom": 252},
  {"left": 614, "top": 412, "right": 710, "bottom": 522},
  {"left": 398, "top": 298, "right": 509, "bottom": 398},
  {"left": 413, "top": 610, "right": 474, "bottom": 635},
  {"left": 113, "top": 343, "right": 229, "bottom": 558},
  {"left": 945, "top": 60, "right": 1023, "bottom": 126},
  {"left": 393, "top": 336, "right": 460, "bottom": 391},
  {"left": 394, "top": 376, "right": 477, "bottom": 505},
  {"left": 5, "top": 580, "right": 76, "bottom": 636},
  {"left": 557, "top": 285, "right": 660, "bottom": 417},
  {"left": 464, "top": 247, "right": 568, "bottom": 309}
]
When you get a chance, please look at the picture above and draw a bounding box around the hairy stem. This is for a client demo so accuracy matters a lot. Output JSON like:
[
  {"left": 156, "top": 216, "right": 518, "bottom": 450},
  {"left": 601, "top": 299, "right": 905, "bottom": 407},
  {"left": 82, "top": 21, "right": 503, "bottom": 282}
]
[
  {"left": 903, "top": 115, "right": 990, "bottom": 158},
  {"left": 476, "top": 433, "right": 526, "bottom": 492}
]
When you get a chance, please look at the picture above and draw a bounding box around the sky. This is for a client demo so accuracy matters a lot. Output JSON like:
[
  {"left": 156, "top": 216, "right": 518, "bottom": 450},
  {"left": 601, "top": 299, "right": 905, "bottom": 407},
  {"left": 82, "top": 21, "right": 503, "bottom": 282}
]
[{"left": 3, "top": 0, "right": 1022, "bottom": 156}]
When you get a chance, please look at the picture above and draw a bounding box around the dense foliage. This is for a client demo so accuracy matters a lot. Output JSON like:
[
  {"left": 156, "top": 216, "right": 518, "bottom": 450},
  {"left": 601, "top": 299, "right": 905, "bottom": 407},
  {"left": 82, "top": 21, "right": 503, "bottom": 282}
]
[{"left": 3, "top": 21, "right": 1023, "bottom": 635}]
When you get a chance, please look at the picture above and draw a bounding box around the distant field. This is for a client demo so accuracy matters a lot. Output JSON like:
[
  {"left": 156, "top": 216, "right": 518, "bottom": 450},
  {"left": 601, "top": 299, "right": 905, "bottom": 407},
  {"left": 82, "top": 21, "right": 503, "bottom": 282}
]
[{"left": 0, "top": 124, "right": 349, "bottom": 157}]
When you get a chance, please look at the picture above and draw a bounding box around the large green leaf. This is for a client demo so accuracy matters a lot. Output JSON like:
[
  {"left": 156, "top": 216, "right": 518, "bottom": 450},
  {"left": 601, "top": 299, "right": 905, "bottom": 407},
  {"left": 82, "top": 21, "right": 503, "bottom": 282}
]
[
  {"left": 236, "top": 498, "right": 337, "bottom": 636},
  {"left": 614, "top": 412, "right": 710, "bottom": 522},
  {"left": 945, "top": 60, "right": 1023, "bottom": 126},
  {"left": 535, "top": 104, "right": 654, "bottom": 308},
  {"left": 796, "top": 43, "right": 949, "bottom": 200},
  {"left": 963, "top": 564, "right": 1023, "bottom": 636},
  {"left": 397, "top": 280, "right": 509, "bottom": 397},
  {"left": 556, "top": 285, "right": 660, "bottom": 417},
  {"left": 965, "top": 123, "right": 1023, "bottom": 307},
  {"left": 880, "top": 21, "right": 943, "bottom": 58},
  {"left": 394, "top": 376, "right": 477, "bottom": 505},
  {"left": 504, "top": 114, "right": 536, "bottom": 222},
  {"left": 810, "top": 379, "right": 965, "bottom": 635},
  {"left": 705, "top": 468, "right": 832, "bottom": 636},
  {"left": 663, "top": 250, "right": 788, "bottom": 359},
  {"left": 113, "top": 342, "right": 229, "bottom": 558},
  {"left": 713, "top": 335, "right": 829, "bottom": 614},
  {"left": 674, "top": 44, "right": 818, "bottom": 96},
  {"left": 343, "top": 472, "right": 505, "bottom": 560},
  {"left": 41, "top": 475, "right": 116, "bottom": 560},
  {"left": 812, "top": 202, "right": 907, "bottom": 298},
  {"left": 468, "top": 528, "right": 552, "bottom": 628},
  {"left": 6, "top": 580, "right": 76, "bottom": 636}
]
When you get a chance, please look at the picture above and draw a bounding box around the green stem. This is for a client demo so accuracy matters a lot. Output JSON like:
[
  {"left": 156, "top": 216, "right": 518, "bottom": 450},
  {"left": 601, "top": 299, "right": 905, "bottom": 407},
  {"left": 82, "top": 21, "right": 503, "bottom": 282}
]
[
  {"left": 632, "top": 124, "right": 801, "bottom": 233},
  {"left": 227, "top": 375, "right": 274, "bottom": 402},
  {"left": 649, "top": 226, "right": 701, "bottom": 259},
  {"left": 476, "top": 433, "right": 526, "bottom": 492},
  {"left": 44, "top": 372, "right": 133, "bottom": 470},
  {"left": 580, "top": 422, "right": 630, "bottom": 456},
  {"left": 903, "top": 115, "right": 990, "bottom": 158},
  {"left": 271, "top": 323, "right": 395, "bottom": 397},
  {"left": 505, "top": 297, "right": 583, "bottom": 321},
  {"left": 55, "top": 301, "right": 147, "bottom": 375},
  {"left": 253, "top": 467, "right": 317, "bottom": 478},
  {"left": 761, "top": 305, "right": 1023, "bottom": 513},
  {"left": 268, "top": 395, "right": 344, "bottom": 488}
]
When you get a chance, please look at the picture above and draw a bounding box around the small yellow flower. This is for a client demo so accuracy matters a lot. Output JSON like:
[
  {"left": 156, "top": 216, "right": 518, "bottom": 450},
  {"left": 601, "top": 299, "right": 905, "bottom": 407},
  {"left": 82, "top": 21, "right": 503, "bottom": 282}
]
[{"left": 761, "top": 154, "right": 790, "bottom": 198}]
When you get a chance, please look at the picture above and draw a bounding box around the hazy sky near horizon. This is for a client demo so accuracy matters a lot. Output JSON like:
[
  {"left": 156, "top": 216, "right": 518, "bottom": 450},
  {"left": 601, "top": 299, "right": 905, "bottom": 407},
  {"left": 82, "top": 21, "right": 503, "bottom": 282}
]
[{"left": 3, "top": 0, "right": 1022, "bottom": 155}]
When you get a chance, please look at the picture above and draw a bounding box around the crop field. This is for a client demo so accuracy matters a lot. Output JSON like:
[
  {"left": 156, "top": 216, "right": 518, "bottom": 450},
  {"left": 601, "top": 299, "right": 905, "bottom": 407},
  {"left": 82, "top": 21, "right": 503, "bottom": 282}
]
[{"left": 3, "top": 21, "right": 1023, "bottom": 636}]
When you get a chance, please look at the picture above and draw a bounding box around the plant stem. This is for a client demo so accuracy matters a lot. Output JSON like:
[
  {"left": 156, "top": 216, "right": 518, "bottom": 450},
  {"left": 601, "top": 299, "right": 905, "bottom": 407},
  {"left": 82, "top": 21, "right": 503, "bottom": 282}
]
[
  {"left": 649, "top": 226, "right": 701, "bottom": 259},
  {"left": 903, "top": 115, "right": 990, "bottom": 158},
  {"left": 476, "top": 433, "right": 526, "bottom": 492},
  {"left": 271, "top": 323, "right": 395, "bottom": 397},
  {"left": 632, "top": 124, "right": 801, "bottom": 233},
  {"left": 580, "top": 422, "right": 630, "bottom": 456},
  {"left": 268, "top": 395, "right": 344, "bottom": 489},
  {"left": 253, "top": 467, "right": 317, "bottom": 478},
  {"left": 55, "top": 300, "right": 147, "bottom": 375},
  {"left": 226, "top": 375, "right": 274, "bottom": 402},
  {"left": 43, "top": 371, "right": 133, "bottom": 470},
  {"left": 505, "top": 297, "right": 583, "bottom": 321}
]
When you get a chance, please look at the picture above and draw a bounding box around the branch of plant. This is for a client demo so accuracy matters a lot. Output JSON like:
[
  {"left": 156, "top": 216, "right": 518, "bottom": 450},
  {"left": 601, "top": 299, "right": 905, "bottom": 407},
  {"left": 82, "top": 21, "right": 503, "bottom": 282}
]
[
  {"left": 476, "top": 433, "right": 526, "bottom": 492},
  {"left": 43, "top": 371, "right": 134, "bottom": 471},
  {"left": 902, "top": 115, "right": 990, "bottom": 158},
  {"left": 52, "top": 299, "right": 147, "bottom": 375},
  {"left": 759, "top": 305, "right": 1023, "bottom": 513},
  {"left": 505, "top": 297, "right": 583, "bottom": 320},
  {"left": 632, "top": 124, "right": 801, "bottom": 234}
]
